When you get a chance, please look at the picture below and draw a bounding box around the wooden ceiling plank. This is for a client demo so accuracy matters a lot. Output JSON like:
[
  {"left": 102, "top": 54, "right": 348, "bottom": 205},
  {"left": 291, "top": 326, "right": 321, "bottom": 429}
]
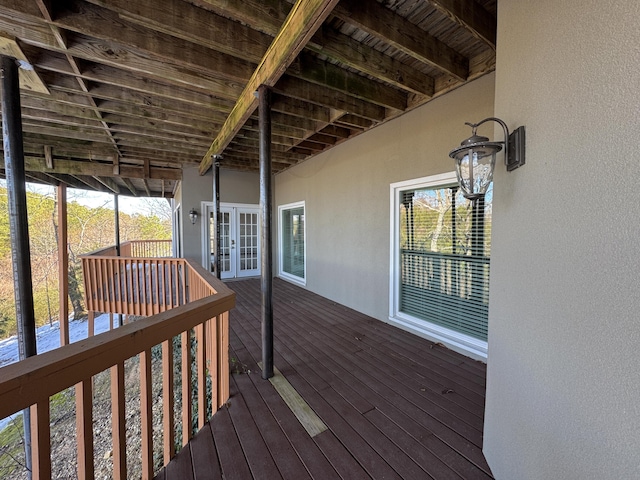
[
  {"left": 308, "top": 24, "right": 434, "bottom": 97},
  {"left": 71, "top": 174, "right": 109, "bottom": 192},
  {"left": 428, "top": 0, "right": 496, "bottom": 50},
  {"left": 290, "top": 52, "right": 407, "bottom": 110},
  {"left": 25, "top": 170, "right": 59, "bottom": 186},
  {"left": 191, "top": 0, "right": 433, "bottom": 96},
  {"left": 54, "top": 2, "right": 255, "bottom": 85},
  {"left": 333, "top": 0, "right": 468, "bottom": 81},
  {"left": 122, "top": 177, "right": 138, "bottom": 196},
  {"left": 85, "top": 0, "right": 271, "bottom": 64},
  {"left": 86, "top": 0, "right": 411, "bottom": 111},
  {"left": 273, "top": 76, "right": 385, "bottom": 122},
  {"left": 34, "top": 0, "right": 123, "bottom": 156},
  {"left": 94, "top": 176, "right": 120, "bottom": 194},
  {"left": 189, "top": 0, "right": 287, "bottom": 36},
  {"left": 199, "top": 0, "right": 340, "bottom": 174}
]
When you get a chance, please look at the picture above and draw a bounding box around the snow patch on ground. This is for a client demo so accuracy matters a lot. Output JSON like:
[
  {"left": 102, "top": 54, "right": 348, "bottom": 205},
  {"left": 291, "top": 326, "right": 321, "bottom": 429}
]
[{"left": 0, "top": 314, "right": 115, "bottom": 431}]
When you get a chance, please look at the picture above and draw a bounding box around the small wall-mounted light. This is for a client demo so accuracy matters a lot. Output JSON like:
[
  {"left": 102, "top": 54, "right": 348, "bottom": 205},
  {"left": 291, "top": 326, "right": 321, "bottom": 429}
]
[
  {"left": 449, "top": 117, "right": 525, "bottom": 200},
  {"left": 189, "top": 208, "right": 198, "bottom": 225}
]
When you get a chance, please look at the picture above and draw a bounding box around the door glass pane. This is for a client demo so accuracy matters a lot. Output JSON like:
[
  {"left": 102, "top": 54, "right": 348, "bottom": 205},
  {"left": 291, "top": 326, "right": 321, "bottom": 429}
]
[
  {"left": 208, "top": 211, "right": 215, "bottom": 272},
  {"left": 220, "top": 212, "right": 231, "bottom": 272},
  {"left": 281, "top": 206, "right": 305, "bottom": 280},
  {"left": 238, "top": 212, "right": 259, "bottom": 272}
]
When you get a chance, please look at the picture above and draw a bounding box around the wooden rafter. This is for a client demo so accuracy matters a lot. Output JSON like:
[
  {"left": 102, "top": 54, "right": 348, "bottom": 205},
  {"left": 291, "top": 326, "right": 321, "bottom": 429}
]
[
  {"left": 333, "top": 0, "right": 469, "bottom": 81},
  {"left": 199, "top": 0, "right": 340, "bottom": 174},
  {"left": 0, "top": 0, "right": 496, "bottom": 186},
  {"left": 0, "top": 157, "right": 181, "bottom": 180}
]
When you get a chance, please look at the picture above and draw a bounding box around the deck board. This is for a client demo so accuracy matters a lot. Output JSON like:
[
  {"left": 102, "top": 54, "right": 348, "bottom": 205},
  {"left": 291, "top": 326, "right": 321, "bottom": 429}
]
[{"left": 156, "top": 278, "right": 493, "bottom": 479}]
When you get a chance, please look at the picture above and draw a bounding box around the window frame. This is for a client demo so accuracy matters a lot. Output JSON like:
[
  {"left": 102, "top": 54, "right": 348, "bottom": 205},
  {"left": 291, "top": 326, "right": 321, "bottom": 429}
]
[
  {"left": 278, "top": 201, "right": 307, "bottom": 286},
  {"left": 389, "top": 173, "right": 489, "bottom": 360}
]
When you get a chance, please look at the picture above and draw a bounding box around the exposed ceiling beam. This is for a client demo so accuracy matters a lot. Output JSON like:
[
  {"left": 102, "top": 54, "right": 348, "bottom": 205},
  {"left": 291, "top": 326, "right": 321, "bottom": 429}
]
[
  {"left": 333, "top": 0, "right": 469, "bottom": 81},
  {"left": 199, "top": 0, "right": 341, "bottom": 174},
  {"left": 0, "top": 156, "right": 181, "bottom": 180}
]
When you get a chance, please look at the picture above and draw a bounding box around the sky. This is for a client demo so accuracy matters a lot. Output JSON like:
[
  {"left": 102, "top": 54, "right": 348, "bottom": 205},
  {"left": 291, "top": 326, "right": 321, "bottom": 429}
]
[{"left": 1, "top": 179, "right": 171, "bottom": 216}]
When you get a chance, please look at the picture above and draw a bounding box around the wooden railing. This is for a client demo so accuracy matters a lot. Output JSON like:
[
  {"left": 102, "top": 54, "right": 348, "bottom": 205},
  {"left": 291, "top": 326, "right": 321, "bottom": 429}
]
[
  {"left": 0, "top": 250, "right": 234, "bottom": 479},
  {"left": 86, "top": 239, "right": 172, "bottom": 259}
]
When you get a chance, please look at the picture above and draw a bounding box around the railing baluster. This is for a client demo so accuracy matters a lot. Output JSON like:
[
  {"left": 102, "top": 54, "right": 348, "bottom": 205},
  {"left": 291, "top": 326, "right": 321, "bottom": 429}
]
[
  {"left": 181, "top": 260, "right": 188, "bottom": 306},
  {"left": 88, "top": 311, "right": 95, "bottom": 337},
  {"left": 181, "top": 329, "right": 192, "bottom": 446},
  {"left": 111, "top": 362, "right": 127, "bottom": 480},
  {"left": 207, "top": 318, "right": 218, "bottom": 411},
  {"left": 162, "top": 339, "right": 175, "bottom": 463},
  {"left": 76, "top": 378, "right": 94, "bottom": 480},
  {"left": 217, "top": 312, "right": 230, "bottom": 408},
  {"left": 196, "top": 322, "right": 207, "bottom": 428},
  {"left": 140, "top": 349, "right": 153, "bottom": 479},
  {"left": 31, "top": 399, "right": 52, "bottom": 480}
]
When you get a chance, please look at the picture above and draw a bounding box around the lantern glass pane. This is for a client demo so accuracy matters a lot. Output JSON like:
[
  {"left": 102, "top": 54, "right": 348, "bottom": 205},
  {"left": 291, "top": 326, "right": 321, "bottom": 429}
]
[{"left": 455, "top": 148, "right": 496, "bottom": 199}]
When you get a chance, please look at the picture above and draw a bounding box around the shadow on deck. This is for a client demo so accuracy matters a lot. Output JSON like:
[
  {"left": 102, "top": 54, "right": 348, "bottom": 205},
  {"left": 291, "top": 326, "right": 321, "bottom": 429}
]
[{"left": 155, "top": 278, "right": 493, "bottom": 480}]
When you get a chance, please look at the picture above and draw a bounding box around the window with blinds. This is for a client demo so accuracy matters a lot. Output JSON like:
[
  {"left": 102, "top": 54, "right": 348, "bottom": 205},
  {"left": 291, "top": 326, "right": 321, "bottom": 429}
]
[
  {"left": 279, "top": 202, "right": 306, "bottom": 284},
  {"left": 398, "top": 183, "right": 492, "bottom": 341}
]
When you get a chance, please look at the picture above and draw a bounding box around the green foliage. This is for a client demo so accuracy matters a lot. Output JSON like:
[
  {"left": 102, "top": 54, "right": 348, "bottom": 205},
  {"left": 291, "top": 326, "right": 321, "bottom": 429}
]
[
  {"left": 0, "top": 185, "right": 172, "bottom": 339},
  {"left": 0, "top": 414, "right": 27, "bottom": 478}
]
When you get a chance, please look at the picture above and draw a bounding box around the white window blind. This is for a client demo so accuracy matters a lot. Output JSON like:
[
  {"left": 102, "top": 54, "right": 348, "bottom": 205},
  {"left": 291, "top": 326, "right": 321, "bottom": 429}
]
[{"left": 399, "top": 185, "right": 491, "bottom": 341}]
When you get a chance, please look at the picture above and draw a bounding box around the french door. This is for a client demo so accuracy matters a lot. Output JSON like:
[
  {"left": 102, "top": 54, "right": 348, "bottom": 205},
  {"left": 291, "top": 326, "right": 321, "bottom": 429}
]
[{"left": 203, "top": 203, "right": 260, "bottom": 279}]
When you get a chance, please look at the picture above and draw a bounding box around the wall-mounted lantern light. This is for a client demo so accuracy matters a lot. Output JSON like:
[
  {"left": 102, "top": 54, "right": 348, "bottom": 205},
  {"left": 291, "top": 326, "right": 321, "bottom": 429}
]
[
  {"left": 189, "top": 207, "right": 198, "bottom": 225},
  {"left": 449, "top": 117, "right": 525, "bottom": 200}
]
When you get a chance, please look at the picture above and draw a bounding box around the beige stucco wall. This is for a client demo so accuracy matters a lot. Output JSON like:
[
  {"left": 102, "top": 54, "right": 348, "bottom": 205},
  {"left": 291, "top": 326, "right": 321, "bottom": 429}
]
[
  {"left": 484, "top": 0, "right": 640, "bottom": 478},
  {"left": 177, "top": 166, "right": 259, "bottom": 260},
  {"left": 275, "top": 73, "right": 495, "bottom": 321}
]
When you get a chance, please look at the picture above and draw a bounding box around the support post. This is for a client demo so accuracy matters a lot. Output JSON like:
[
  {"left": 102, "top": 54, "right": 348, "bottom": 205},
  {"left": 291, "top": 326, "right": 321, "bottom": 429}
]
[
  {"left": 259, "top": 85, "right": 273, "bottom": 380},
  {"left": 2, "top": 54, "right": 36, "bottom": 477},
  {"left": 58, "top": 184, "right": 69, "bottom": 346},
  {"left": 114, "top": 194, "right": 121, "bottom": 256},
  {"left": 212, "top": 158, "right": 221, "bottom": 279},
  {"left": 114, "top": 194, "right": 122, "bottom": 327}
]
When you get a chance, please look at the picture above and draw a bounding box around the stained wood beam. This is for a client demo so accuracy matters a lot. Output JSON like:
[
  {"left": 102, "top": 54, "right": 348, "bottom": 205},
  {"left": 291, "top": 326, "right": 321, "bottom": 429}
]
[
  {"left": 199, "top": 0, "right": 340, "bottom": 174},
  {"left": 0, "top": 156, "right": 182, "bottom": 180},
  {"left": 333, "top": 0, "right": 469, "bottom": 81},
  {"left": 0, "top": 34, "right": 49, "bottom": 94}
]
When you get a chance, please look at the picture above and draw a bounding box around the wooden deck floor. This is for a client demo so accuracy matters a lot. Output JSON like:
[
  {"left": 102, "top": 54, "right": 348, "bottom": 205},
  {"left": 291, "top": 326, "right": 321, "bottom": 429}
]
[{"left": 155, "top": 278, "right": 493, "bottom": 480}]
